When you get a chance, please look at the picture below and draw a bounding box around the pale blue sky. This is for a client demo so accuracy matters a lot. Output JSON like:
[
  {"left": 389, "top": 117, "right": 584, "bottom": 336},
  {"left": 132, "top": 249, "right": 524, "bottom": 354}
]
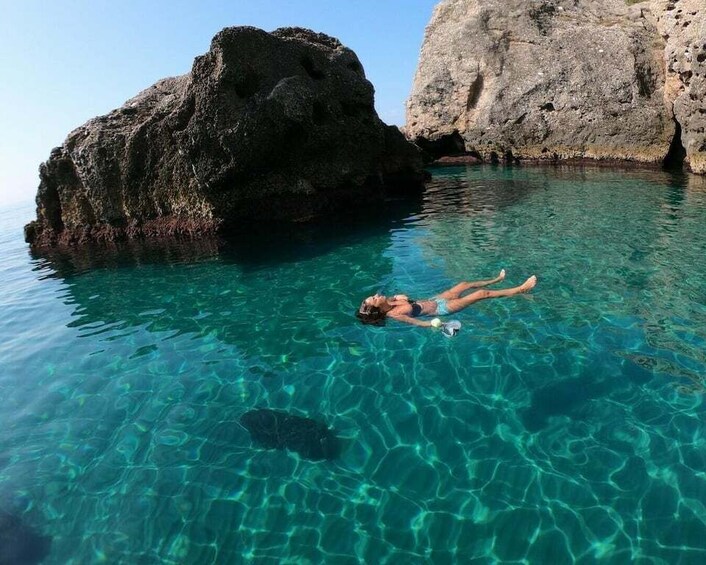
[{"left": 0, "top": 0, "right": 438, "bottom": 206}]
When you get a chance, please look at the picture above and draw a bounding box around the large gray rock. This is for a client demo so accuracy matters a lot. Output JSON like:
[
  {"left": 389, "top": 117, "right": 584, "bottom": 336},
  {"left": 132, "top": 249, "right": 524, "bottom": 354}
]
[
  {"left": 26, "top": 27, "right": 425, "bottom": 247},
  {"left": 405, "top": 0, "right": 700, "bottom": 168}
]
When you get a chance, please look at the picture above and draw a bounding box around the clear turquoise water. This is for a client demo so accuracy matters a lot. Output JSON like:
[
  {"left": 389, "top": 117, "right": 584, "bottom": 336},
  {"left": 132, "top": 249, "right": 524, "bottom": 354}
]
[{"left": 2, "top": 165, "right": 706, "bottom": 564}]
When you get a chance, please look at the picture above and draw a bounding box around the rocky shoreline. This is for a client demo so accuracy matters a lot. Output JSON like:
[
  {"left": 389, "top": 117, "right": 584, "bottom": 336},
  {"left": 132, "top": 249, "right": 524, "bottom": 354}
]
[
  {"left": 430, "top": 155, "right": 682, "bottom": 169},
  {"left": 25, "top": 2, "right": 705, "bottom": 248}
]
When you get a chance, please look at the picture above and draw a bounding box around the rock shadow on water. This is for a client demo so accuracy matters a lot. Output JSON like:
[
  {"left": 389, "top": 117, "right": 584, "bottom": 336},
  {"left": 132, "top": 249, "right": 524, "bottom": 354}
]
[
  {"left": 0, "top": 510, "right": 52, "bottom": 565},
  {"left": 28, "top": 196, "right": 422, "bottom": 277},
  {"left": 217, "top": 198, "right": 422, "bottom": 271},
  {"left": 28, "top": 236, "right": 224, "bottom": 279},
  {"left": 240, "top": 409, "right": 341, "bottom": 461}
]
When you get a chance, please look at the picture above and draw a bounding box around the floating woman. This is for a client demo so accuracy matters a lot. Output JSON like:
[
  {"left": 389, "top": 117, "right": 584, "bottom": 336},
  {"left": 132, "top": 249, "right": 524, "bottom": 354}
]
[{"left": 356, "top": 270, "right": 537, "bottom": 329}]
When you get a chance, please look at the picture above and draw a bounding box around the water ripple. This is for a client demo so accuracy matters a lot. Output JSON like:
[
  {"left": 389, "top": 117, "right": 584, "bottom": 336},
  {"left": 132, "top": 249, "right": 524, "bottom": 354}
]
[{"left": 1, "top": 168, "right": 706, "bottom": 562}]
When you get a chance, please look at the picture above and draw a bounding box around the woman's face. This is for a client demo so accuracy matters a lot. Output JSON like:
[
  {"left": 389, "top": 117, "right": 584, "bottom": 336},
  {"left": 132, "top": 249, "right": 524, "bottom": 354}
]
[{"left": 364, "top": 294, "right": 387, "bottom": 308}]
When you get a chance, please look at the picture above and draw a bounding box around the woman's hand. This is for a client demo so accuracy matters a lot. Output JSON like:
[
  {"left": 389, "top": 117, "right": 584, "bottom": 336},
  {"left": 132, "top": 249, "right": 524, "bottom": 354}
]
[{"left": 392, "top": 294, "right": 409, "bottom": 302}]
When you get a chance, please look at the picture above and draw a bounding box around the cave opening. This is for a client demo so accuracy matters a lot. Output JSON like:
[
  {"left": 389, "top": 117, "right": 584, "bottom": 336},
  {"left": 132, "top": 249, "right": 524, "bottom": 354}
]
[
  {"left": 414, "top": 130, "right": 466, "bottom": 161},
  {"left": 663, "top": 118, "right": 686, "bottom": 170}
]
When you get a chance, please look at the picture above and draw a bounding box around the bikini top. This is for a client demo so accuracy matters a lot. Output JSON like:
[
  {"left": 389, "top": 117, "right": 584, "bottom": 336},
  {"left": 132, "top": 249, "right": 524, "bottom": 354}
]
[{"left": 407, "top": 299, "right": 423, "bottom": 317}]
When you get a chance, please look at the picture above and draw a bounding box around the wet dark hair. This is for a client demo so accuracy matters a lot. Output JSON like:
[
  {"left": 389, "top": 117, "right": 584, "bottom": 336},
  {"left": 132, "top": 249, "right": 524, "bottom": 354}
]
[{"left": 355, "top": 302, "right": 387, "bottom": 326}]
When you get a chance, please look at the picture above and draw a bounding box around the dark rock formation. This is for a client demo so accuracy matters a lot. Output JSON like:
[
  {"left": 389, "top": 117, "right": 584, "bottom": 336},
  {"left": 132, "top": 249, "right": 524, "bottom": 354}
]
[
  {"left": 240, "top": 409, "right": 341, "bottom": 460},
  {"left": 406, "top": 0, "right": 705, "bottom": 173},
  {"left": 0, "top": 511, "right": 52, "bottom": 565},
  {"left": 25, "top": 26, "right": 425, "bottom": 247}
]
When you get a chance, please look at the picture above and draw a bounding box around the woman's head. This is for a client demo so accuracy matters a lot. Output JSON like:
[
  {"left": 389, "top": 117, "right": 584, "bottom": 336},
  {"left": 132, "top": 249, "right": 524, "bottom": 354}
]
[{"left": 356, "top": 294, "right": 388, "bottom": 325}]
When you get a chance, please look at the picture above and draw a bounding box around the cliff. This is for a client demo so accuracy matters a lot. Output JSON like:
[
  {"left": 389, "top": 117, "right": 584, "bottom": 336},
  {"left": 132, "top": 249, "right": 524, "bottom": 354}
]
[
  {"left": 406, "top": 0, "right": 704, "bottom": 172},
  {"left": 654, "top": 0, "right": 706, "bottom": 173},
  {"left": 25, "top": 27, "right": 425, "bottom": 247}
]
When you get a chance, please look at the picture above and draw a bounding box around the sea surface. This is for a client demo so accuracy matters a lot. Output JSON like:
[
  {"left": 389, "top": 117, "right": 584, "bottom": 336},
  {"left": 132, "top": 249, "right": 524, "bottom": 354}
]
[{"left": 2, "top": 165, "right": 706, "bottom": 564}]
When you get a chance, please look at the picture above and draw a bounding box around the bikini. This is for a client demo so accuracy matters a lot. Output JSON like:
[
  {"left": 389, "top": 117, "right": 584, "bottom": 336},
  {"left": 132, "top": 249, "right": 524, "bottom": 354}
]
[
  {"left": 408, "top": 298, "right": 450, "bottom": 317},
  {"left": 432, "top": 297, "right": 451, "bottom": 316}
]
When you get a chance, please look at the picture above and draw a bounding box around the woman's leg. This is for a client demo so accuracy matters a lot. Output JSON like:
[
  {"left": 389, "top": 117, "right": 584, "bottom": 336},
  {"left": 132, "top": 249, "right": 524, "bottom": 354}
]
[
  {"left": 445, "top": 275, "right": 536, "bottom": 313},
  {"left": 436, "top": 269, "right": 506, "bottom": 300}
]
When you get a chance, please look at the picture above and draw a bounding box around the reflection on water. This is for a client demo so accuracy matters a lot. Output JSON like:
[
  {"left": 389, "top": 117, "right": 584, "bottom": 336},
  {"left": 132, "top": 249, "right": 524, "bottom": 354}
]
[
  {"left": 29, "top": 196, "right": 423, "bottom": 276},
  {"left": 2, "top": 166, "right": 706, "bottom": 563},
  {"left": 25, "top": 198, "right": 423, "bottom": 374}
]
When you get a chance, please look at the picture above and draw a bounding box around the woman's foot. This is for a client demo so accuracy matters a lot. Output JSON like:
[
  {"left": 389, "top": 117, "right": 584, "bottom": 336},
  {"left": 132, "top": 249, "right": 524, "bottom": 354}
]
[
  {"left": 519, "top": 275, "right": 537, "bottom": 292},
  {"left": 497, "top": 269, "right": 506, "bottom": 282}
]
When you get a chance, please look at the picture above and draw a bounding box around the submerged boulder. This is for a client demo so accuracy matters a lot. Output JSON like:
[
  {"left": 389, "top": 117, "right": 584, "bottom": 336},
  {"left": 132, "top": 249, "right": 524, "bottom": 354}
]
[
  {"left": 240, "top": 409, "right": 341, "bottom": 460},
  {"left": 0, "top": 510, "right": 52, "bottom": 565},
  {"left": 406, "top": 0, "right": 704, "bottom": 171},
  {"left": 25, "top": 27, "right": 425, "bottom": 247}
]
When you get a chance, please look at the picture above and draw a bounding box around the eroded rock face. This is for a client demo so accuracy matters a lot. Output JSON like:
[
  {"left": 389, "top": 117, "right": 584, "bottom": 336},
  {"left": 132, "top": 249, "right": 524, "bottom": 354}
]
[
  {"left": 26, "top": 27, "right": 425, "bottom": 247},
  {"left": 406, "top": 0, "right": 690, "bottom": 167},
  {"left": 654, "top": 0, "right": 706, "bottom": 173}
]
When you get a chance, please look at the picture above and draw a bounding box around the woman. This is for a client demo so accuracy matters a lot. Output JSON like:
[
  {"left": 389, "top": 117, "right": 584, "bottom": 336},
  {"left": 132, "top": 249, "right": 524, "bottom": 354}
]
[{"left": 356, "top": 270, "right": 537, "bottom": 327}]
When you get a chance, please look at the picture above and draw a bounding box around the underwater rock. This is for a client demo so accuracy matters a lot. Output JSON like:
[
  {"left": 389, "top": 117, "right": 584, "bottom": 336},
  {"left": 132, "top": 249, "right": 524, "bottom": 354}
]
[
  {"left": 240, "top": 409, "right": 341, "bottom": 460},
  {"left": 520, "top": 375, "right": 614, "bottom": 432},
  {"left": 26, "top": 26, "right": 425, "bottom": 248},
  {"left": 0, "top": 511, "right": 52, "bottom": 565}
]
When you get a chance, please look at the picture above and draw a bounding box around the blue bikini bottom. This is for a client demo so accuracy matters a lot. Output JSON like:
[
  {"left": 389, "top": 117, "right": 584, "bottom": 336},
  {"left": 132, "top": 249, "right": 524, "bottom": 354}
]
[{"left": 433, "top": 297, "right": 451, "bottom": 316}]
